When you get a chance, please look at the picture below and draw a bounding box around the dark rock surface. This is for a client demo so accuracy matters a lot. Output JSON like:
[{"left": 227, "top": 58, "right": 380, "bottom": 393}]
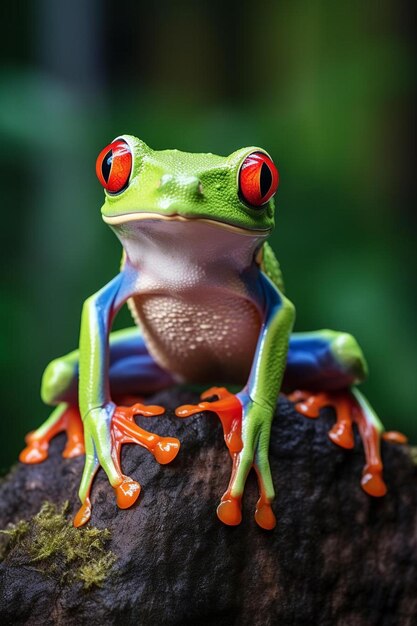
[{"left": 1, "top": 388, "right": 417, "bottom": 626}]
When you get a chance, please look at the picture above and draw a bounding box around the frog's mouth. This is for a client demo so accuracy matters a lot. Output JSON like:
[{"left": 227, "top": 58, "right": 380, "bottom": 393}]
[{"left": 102, "top": 212, "right": 271, "bottom": 237}]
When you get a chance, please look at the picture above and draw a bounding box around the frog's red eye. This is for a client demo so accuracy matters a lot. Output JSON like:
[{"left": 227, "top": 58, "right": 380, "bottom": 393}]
[
  {"left": 96, "top": 139, "right": 132, "bottom": 194},
  {"left": 238, "top": 152, "right": 279, "bottom": 207}
]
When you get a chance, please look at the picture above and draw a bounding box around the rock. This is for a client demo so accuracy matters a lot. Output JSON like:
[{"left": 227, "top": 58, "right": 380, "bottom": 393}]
[{"left": 1, "top": 388, "right": 417, "bottom": 626}]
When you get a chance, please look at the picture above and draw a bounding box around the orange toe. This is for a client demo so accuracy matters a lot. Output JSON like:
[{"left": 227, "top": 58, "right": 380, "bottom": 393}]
[
  {"left": 19, "top": 441, "right": 48, "bottom": 464},
  {"left": 217, "top": 497, "right": 242, "bottom": 526},
  {"left": 175, "top": 404, "right": 203, "bottom": 418},
  {"left": 153, "top": 438, "right": 180, "bottom": 464},
  {"left": 361, "top": 471, "right": 387, "bottom": 497},
  {"left": 294, "top": 400, "right": 320, "bottom": 419},
  {"left": 382, "top": 431, "right": 408, "bottom": 445},
  {"left": 328, "top": 422, "right": 355, "bottom": 449},
  {"left": 255, "top": 500, "right": 276, "bottom": 530},
  {"left": 114, "top": 476, "right": 141, "bottom": 509},
  {"left": 73, "top": 497, "right": 92, "bottom": 528}
]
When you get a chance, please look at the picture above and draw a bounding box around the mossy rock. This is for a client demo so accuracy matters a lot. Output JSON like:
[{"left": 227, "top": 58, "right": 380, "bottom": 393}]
[
  {"left": 0, "top": 501, "right": 115, "bottom": 589},
  {"left": 1, "top": 388, "right": 417, "bottom": 625}
]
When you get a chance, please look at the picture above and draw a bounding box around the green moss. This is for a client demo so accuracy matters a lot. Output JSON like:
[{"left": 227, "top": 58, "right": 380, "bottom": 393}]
[
  {"left": 0, "top": 518, "right": 30, "bottom": 541},
  {"left": 0, "top": 502, "right": 116, "bottom": 589},
  {"left": 77, "top": 552, "right": 117, "bottom": 590},
  {"left": 0, "top": 519, "right": 30, "bottom": 559}
]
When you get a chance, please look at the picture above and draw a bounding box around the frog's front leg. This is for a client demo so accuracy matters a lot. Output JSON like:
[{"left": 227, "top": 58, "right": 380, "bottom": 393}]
[
  {"left": 176, "top": 273, "right": 295, "bottom": 529},
  {"left": 73, "top": 266, "right": 180, "bottom": 527}
]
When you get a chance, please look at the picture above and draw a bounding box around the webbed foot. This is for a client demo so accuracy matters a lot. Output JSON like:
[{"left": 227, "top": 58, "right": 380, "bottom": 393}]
[
  {"left": 289, "top": 388, "right": 407, "bottom": 497},
  {"left": 74, "top": 402, "right": 180, "bottom": 527},
  {"left": 19, "top": 404, "right": 85, "bottom": 464},
  {"left": 176, "top": 387, "right": 276, "bottom": 530}
]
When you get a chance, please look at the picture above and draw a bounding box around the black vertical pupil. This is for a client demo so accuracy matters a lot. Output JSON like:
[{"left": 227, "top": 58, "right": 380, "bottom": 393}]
[
  {"left": 102, "top": 150, "right": 113, "bottom": 183},
  {"left": 260, "top": 162, "right": 272, "bottom": 197}
]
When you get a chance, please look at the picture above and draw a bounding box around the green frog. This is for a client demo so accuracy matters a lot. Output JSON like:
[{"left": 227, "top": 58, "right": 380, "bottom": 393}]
[{"left": 20, "top": 136, "right": 406, "bottom": 529}]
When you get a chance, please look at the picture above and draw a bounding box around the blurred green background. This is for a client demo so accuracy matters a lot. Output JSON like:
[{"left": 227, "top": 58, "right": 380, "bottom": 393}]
[{"left": 0, "top": 0, "right": 416, "bottom": 471}]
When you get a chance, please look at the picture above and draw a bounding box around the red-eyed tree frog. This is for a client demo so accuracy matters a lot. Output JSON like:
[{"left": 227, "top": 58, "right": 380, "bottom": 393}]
[{"left": 20, "top": 137, "right": 406, "bottom": 529}]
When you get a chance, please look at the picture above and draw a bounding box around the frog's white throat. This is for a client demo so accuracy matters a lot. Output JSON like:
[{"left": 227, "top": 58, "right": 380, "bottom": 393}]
[{"left": 109, "top": 216, "right": 268, "bottom": 278}]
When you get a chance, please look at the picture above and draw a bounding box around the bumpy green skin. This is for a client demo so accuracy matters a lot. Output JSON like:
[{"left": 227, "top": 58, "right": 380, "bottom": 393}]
[{"left": 101, "top": 137, "right": 275, "bottom": 231}]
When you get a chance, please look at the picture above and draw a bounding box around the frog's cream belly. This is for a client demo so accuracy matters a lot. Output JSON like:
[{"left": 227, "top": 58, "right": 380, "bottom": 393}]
[{"left": 129, "top": 292, "right": 261, "bottom": 384}]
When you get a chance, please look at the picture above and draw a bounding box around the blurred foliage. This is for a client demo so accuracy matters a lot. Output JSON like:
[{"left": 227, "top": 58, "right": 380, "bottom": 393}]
[{"left": 0, "top": 0, "right": 416, "bottom": 470}]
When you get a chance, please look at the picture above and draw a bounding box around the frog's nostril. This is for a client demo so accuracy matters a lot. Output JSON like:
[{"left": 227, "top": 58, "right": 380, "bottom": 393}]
[
  {"left": 186, "top": 178, "right": 204, "bottom": 198},
  {"left": 159, "top": 174, "right": 203, "bottom": 196},
  {"left": 183, "top": 176, "right": 203, "bottom": 194},
  {"left": 159, "top": 174, "right": 173, "bottom": 188}
]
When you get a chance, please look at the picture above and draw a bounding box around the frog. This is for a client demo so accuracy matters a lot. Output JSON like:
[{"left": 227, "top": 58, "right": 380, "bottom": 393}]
[{"left": 19, "top": 136, "right": 406, "bottom": 529}]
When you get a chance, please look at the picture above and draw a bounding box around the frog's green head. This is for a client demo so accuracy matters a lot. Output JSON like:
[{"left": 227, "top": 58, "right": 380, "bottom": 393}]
[{"left": 96, "top": 135, "right": 279, "bottom": 236}]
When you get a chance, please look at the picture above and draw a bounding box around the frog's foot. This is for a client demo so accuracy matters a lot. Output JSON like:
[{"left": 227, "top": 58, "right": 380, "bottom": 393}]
[
  {"left": 176, "top": 387, "right": 243, "bottom": 454},
  {"left": 176, "top": 387, "right": 276, "bottom": 530},
  {"left": 289, "top": 389, "right": 355, "bottom": 448},
  {"left": 290, "top": 388, "right": 408, "bottom": 497},
  {"left": 73, "top": 403, "right": 180, "bottom": 528},
  {"left": 111, "top": 403, "right": 181, "bottom": 469},
  {"left": 19, "top": 404, "right": 84, "bottom": 464}
]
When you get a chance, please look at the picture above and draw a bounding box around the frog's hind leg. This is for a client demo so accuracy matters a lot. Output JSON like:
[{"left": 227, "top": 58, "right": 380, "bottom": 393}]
[
  {"left": 20, "top": 327, "right": 175, "bottom": 465},
  {"left": 20, "top": 348, "right": 82, "bottom": 463},
  {"left": 19, "top": 402, "right": 84, "bottom": 464},
  {"left": 20, "top": 404, "right": 84, "bottom": 463},
  {"left": 285, "top": 330, "right": 407, "bottom": 497}
]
